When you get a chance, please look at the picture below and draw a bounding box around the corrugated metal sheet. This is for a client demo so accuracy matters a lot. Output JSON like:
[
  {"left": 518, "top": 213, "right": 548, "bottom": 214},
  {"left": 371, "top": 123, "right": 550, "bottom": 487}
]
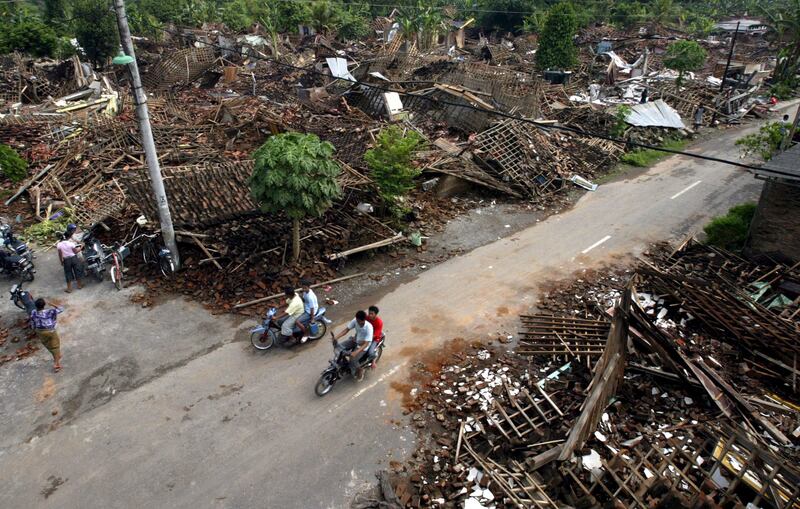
[{"left": 625, "top": 99, "right": 686, "bottom": 129}]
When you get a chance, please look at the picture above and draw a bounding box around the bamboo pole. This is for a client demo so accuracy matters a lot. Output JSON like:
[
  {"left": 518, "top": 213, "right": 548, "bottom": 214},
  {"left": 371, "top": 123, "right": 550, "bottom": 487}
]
[{"left": 232, "top": 272, "right": 367, "bottom": 309}]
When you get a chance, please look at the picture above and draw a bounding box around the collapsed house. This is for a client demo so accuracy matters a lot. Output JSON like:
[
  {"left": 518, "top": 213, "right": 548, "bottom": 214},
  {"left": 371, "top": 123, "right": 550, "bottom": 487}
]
[
  {"left": 358, "top": 241, "right": 800, "bottom": 509},
  {"left": 0, "top": 17, "right": 784, "bottom": 312}
]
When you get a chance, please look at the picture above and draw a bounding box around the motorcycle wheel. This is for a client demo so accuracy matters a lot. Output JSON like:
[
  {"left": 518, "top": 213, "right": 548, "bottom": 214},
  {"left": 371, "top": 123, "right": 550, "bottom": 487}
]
[
  {"left": 315, "top": 372, "right": 336, "bottom": 397},
  {"left": 13, "top": 297, "right": 25, "bottom": 310},
  {"left": 93, "top": 269, "right": 104, "bottom": 282},
  {"left": 250, "top": 330, "right": 275, "bottom": 351},
  {"left": 309, "top": 321, "right": 327, "bottom": 341},
  {"left": 23, "top": 270, "right": 34, "bottom": 282}
]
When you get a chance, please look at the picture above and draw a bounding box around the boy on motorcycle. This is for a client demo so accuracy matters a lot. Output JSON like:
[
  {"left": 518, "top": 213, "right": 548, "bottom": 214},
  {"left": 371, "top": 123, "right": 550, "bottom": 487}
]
[{"left": 332, "top": 310, "right": 373, "bottom": 381}]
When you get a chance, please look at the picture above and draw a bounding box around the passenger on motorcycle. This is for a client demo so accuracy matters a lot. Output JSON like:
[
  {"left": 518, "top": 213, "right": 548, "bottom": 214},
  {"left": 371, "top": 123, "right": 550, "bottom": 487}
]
[
  {"left": 273, "top": 287, "right": 306, "bottom": 341},
  {"left": 298, "top": 279, "right": 318, "bottom": 326},
  {"left": 332, "top": 310, "right": 373, "bottom": 381},
  {"left": 366, "top": 305, "right": 383, "bottom": 361}
]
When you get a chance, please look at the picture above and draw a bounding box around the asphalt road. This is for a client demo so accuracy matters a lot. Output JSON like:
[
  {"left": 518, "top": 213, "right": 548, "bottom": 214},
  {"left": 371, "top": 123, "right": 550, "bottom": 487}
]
[{"left": 0, "top": 119, "right": 777, "bottom": 508}]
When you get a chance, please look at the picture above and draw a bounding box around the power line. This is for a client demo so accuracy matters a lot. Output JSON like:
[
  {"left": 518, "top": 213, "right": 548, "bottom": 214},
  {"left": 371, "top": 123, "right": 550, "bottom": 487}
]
[{"left": 142, "top": 21, "right": 792, "bottom": 179}]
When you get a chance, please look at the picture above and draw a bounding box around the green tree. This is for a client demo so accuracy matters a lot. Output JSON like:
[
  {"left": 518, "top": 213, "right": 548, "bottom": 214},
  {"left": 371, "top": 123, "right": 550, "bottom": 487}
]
[
  {"left": 0, "top": 18, "right": 59, "bottom": 57},
  {"left": 44, "top": 0, "right": 69, "bottom": 31},
  {"left": 364, "top": 126, "right": 424, "bottom": 209},
  {"left": 610, "top": 1, "right": 647, "bottom": 29},
  {"left": 136, "top": 0, "right": 184, "bottom": 23},
  {"left": 250, "top": 133, "right": 342, "bottom": 262},
  {"left": 473, "top": 0, "right": 534, "bottom": 33},
  {"left": 72, "top": 0, "right": 119, "bottom": 66},
  {"left": 535, "top": 2, "right": 578, "bottom": 71},
  {"left": 759, "top": 0, "right": 800, "bottom": 88},
  {"left": 273, "top": 1, "right": 311, "bottom": 32},
  {"left": 336, "top": 4, "right": 370, "bottom": 40},
  {"left": 0, "top": 144, "right": 29, "bottom": 183},
  {"left": 663, "top": 40, "right": 707, "bottom": 87}
]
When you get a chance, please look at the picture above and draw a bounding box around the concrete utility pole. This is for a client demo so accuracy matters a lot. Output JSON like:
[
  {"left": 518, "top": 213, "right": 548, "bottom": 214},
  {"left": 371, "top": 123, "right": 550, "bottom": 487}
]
[{"left": 112, "top": 0, "right": 180, "bottom": 268}]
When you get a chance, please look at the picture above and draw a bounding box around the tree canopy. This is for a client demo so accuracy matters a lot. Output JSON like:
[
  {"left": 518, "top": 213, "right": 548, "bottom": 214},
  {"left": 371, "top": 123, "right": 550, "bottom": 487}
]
[{"left": 72, "top": 0, "right": 119, "bottom": 65}]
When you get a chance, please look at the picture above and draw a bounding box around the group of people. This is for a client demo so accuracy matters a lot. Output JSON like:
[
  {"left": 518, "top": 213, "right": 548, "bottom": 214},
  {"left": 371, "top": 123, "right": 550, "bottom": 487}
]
[{"left": 275, "top": 280, "right": 384, "bottom": 381}]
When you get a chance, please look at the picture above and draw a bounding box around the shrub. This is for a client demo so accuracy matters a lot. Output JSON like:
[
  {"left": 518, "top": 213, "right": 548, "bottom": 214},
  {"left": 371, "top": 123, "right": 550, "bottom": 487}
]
[
  {"left": 24, "top": 208, "right": 75, "bottom": 243},
  {"left": 0, "top": 144, "right": 28, "bottom": 183},
  {"left": 703, "top": 203, "right": 756, "bottom": 251},
  {"left": 364, "top": 126, "right": 425, "bottom": 206},
  {"left": 611, "top": 105, "right": 631, "bottom": 138},
  {"left": 735, "top": 121, "right": 789, "bottom": 161}
]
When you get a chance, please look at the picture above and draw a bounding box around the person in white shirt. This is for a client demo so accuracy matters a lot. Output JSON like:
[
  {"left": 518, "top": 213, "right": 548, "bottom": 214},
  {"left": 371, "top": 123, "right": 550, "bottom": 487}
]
[
  {"left": 332, "top": 310, "right": 373, "bottom": 381},
  {"left": 299, "top": 279, "right": 318, "bottom": 325}
]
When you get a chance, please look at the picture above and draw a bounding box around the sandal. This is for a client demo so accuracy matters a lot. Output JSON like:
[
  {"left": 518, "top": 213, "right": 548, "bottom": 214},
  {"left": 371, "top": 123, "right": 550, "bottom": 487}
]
[{"left": 54, "top": 365, "right": 62, "bottom": 373}]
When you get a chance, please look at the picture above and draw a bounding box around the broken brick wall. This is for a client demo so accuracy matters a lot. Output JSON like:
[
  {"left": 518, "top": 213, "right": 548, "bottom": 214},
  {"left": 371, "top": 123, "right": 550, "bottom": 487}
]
[{"left": 746, "top": 179, "right": 800, "bottom": 263}]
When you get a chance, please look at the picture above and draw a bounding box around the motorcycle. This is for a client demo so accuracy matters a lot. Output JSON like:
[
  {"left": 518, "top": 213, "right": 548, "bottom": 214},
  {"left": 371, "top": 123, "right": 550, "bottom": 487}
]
[
  {"left": 250, "top": 307, "right": 330, "bottom": 351},
  {"left": 10, "top": 280, "right": 36, "bottom": 314},
  {"left": 314, "top": 332, "right": 386, "bottom": 397},
  {"left": 1, "top": 224, "right": 33, "bottom": 262},
  {"left": 0, "top": 249, "right": 35, "bottom": 281},
  {"left": 79, "top": 230, "right": 110, "bottom": 282}
]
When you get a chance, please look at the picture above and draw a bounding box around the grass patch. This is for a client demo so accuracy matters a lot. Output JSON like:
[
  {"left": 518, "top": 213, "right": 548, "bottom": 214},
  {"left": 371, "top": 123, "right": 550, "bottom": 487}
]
[
  {"left": 703, "top": 202, "right": 756, "bottom": 251},
  {"left": 621, "top": 138, "right": 687, "bottom": 167}
]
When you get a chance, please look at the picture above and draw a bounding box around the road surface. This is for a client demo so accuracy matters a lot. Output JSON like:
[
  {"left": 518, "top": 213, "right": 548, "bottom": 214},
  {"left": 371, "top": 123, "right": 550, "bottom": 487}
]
[{"left": 0, "top": 121, "right": 771, "bottom": 508}]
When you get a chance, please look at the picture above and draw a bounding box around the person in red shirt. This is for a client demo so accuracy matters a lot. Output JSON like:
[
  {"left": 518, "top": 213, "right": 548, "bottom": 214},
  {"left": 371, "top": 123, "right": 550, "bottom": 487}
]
[{"left": 367, "top": 305, "right": 383, "bottom": 343}]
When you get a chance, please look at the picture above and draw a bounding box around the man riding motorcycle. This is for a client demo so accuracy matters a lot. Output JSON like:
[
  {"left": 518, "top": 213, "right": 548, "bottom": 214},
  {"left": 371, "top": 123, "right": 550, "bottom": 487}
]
[
  {"left": 272, "top": 286, "right": 307, "bottom": 343},
  {"left": 331, "top": 310, "right": 373, "bottom": 381}
]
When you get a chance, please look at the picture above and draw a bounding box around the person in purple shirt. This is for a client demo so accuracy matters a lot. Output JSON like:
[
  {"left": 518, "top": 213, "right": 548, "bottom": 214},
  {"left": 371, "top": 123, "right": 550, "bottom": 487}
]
[{"left": 30, "top": 298, "right": 64, "bottom": 372}]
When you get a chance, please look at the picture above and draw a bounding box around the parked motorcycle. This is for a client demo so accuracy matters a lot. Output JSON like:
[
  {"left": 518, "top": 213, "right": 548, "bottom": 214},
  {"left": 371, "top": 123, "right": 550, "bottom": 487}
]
[
  {"left": 0, "top": 249, "right": 35, "bottom": 281},
  {"left": 79, "top": 230, "right": 108, "bottom": 282},
  {"left": 250, "top": 307, "right": 330, "bottom": 351},
  {"left": 1, "top": 224, "right": 33, "bottom": 262},
  {"left": 10, "top": 280, "right": 36, "bottom": 314},
  {"left": 314, "top": 332, "right": 386, "bottom": 397}
]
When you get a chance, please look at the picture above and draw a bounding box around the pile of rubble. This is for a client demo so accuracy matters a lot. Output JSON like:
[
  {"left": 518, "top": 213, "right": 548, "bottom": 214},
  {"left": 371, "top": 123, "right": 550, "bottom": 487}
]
[
  {"left": 0, "top": 17, "right": 782, "bottom": 312},
  {"left": 364, "top": 241, "right": 799, "bottom": 508}
]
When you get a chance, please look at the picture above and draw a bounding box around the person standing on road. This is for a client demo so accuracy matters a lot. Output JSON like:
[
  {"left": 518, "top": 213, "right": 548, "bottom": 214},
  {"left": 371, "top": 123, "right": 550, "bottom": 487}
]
[
  {"left": 57, "top": 226, "right": 84, "bottom": 293},
  {"left": 693, "top": 104, "right": 705, "bottom": 131},
  {"left": 30, "top": 298, "right": 64, "bottom": 372}
]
